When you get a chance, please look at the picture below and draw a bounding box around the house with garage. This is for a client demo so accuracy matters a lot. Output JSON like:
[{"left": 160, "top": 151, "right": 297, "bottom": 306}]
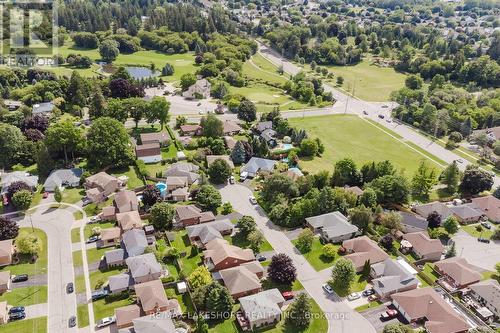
[
  {"left": 449, "top": 203, "right": 484, "bottom": 224},
  {"left": 203, "top": 238, "right": 255, "bottom": 272},
  {"left": 241, "top": 157, "right": 277, "bottom": 178},
  {"left": 471, "top": 195, "right": 500, "bottom": 223},
  {"left": 306, "top": 211, "right": 359, "bottom": 243},
  {"left": 0, "top": 239, "right": 14, "bottom": 266},
  {"left": 218, "top": 265, "right": 262, "bottom": 299},
  {"left": 114, "top": 304, "right": 141, "bottom": 329},
  {"left": 104, "top": 248, "right": 126, "bottom": 268},
  {"left": 434, "top": 257, "right": 481, "bottom": 291},
  {"left": 43, "top": 168, "right": 83, "bottom": 192},
  {"left": 117, "top": 211, "right": 143, "bottom": 233},
  {"left": 125, "top": 253, "right": 163, "bottom": 284},
  {"left": 85, "top": 172, "right": 119, "bottom": 202},
  {"left": 179, "top": 124, "right": 201, "bottom": 136},
  {"left": 398, "top": 211, "right": 428, "bottom": 233},
  {"left": 99, "top": 227, "right": 121, "bottom": 248},
  {"left": 140, "top": 132, "right": 169, "bottom": 146},
  {"left": 413, "top": 201, "right": 453, "bottom": 220},
  {"left": 186, "top": 219, "right": 234, "bottom": 248},
  {"left": 171, "top": 187, "right": 190, "bottom": 202},
  {"left": 136, "top": 143, "right": 162, "bottom": 163},
  {"left": 164, "top": 162, "right": 200, "bottom": 184},
  {"left": 174, "top": 205, "right": 215, "bottom": 227},
  {"left": 108, "top": 273, "right": 134, "bottom": 295},
  {"left": 370, "top": 258, "right": 419, "bottom": 299},
  {"left": 135, "top": 279, "right": 181, "bottom": 316},
  {"left": 0, "top": 171, "right": 38, "bottom": 195},
  {"left": 341, "top": 236, "right": 389, "bottom": 272},
  {"left": 182, "top": 79, "right": 211, "bottom": 99},
  {"left": 401, "top": 231, "right": 444, "bottom": 262},
  {"left": 222, "top": 120, "right": 242, "bottom": 136},
  {"left": 468, "top": 279, "right": 500, "bottom": 322},
  {"left": 238, "top": 289, "right": 285, "bottom": 331},
  {"left": 260, "top": 128, "right": 278, "bottom": 147},
  {"left": 122, "top": 229, "right": 148, "bottom": 257},
  {"left": 255, "top": 121, "right": 273, "bottom": 133},
  {"left": 114, "top": 190, "right": 139, "bottom": 214}
]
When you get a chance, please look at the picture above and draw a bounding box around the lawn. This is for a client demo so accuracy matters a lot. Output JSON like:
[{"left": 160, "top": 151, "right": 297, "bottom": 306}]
[
  {"left": 73, "top": 250, "right": 83, "bottom": 268},
  {"left": 71, "top": 227, "right": 81, "bottom": 243},
  {"left": 77, "top": 304, "right": 90, "bottom": 328},
  {"left": 75, "top": 267, "right": 128, "bottom": 294},
  {"left": 164, "top": 287, "right": 195, "bottom": 315},
  {"left": 291, "top": 237, "right": 337, "bottom": 271},
  {"left": 355, "top": 300, "right": 383, "bottom": 312},
  {"left": 305, "top": 56, "right": 406, "bottom": 102},
  {"left": 73, "top": 211, "right": 83, "bottom": 220},
  {"left": 461, "top": 224, "right": 495, "bottom": 239},
  {"left": 225, "top": 232, "right": 273, "bottom": 254},
  {"left": 0, "top": 286, "right": 48, "bottom": 306},
  {"left": 86, "top": 247, "right": 109, "bottom": 266},
  {"left": 111, "top": 166, "right": 145, "bottom": 190},
  {"left": 0, "top": 228, "right": 48, "bottom": 276},
  {"left": 261, "top": 278, "right": 304, "bottom": 293},
  {"left": 242, "top": 53, "right": 288, "bottom": 86},
  {"left": 93, "top": 293, "right": 134, "bottom": 323},
  {"left": 83, "top": 196, "right": 113, "bottom": 216},
  {"left": 0, "top": 316, "right": 47, "bottom": 333},
  {"left": 62, "top": 187, "right": 85, "bottom": 204},
  {"left": 420, "top": 263, "right": 440, "bottom": 284},
  {"left": 289, "top": 114, "right": 443, "bottom": 174},
  {"left": 331, "top": 274, "right": 368, "bottom": 297},
  {"left": 84, "top": 221, "right": 116, "bottom": 239},
  {"left": 169, "top": 231, "right": 202, "bottom": 275}
]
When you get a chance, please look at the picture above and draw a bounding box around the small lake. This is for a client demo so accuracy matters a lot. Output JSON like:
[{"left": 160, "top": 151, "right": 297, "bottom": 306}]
[{"left": 125, "top": 66, "right": 160, "bottom": 80}]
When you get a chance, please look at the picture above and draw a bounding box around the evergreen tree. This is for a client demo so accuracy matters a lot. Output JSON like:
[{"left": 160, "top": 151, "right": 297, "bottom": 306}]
[
  {"left": 231, "top": 141, "right": 247, "bottom": 164},
  {"left": 286, "top": 293, "right": 312, "bottom": 329},
  {"left": 440, "top": 161, "right": 461, "bottom": 193}
]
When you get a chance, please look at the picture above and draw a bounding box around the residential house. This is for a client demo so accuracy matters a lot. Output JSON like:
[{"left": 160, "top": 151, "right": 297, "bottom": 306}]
[
  {"left": 179, "top": 124, "right": 201, "bottom": 136},
  {"left": 284, "top": 168, "right": 303, "bottom": 181},
  {"left": 182, "top": 79, "right": 211, "bottom": 99},
  {"left": 241, "top": 157, "right": 277, "bottom": 178},
  {"left": 434, "top": 257, "right": 481, "bottom": 290},
  {"left": 224, "top": 136, "right": 237, "bottom": 150},
  {"left": 43, "top": 168, "right": 83, "bottom": 192},
  {"left": 260, "top": 128, "right": 277, "bottom": 147},
  {"left": 186, "top": 219, "right": 234, "bottom": 247},
  {"left": 219, "top": 265, "right": 262, "bottom": 299},
  {"left": 164, "top": 177, "right": 188, "bottom": 193},
  {"left": 402, "top": 232, "right": 444, "bottom": 262},
  {"left": 125, "top": 253, "right": 163, "bottom": 284},
  {"left": 223, "top": 120, "right": 242, "bottom": 136},
  {"left": 0, "top": 271, "right": 10, "bottom": 294},
  {"left": 391, "top": 288, "right": 470, "bottom": 333},
  {"left": 174, "top": 205, "right": 215, "bottom": 227},
  {"left": 203, "top": 238, "right": 255, "bottom": 271},
  {"left": 115, "top": 304, "right": 141, "bottom": 329},
  {"left": 0, "top": 171, "right": 38, "bottom": 195},
  {"left": 101, "top": 206, "right": 117, "bottom": 221},
  {"left": 449, "top": 203, "right": 484, "bottom": 224},
  {"left": 255, "top": 121, "right": 273, "bottom": 133},
  {"left": 469, "top": 279, "right": 500, "bottom": 321},
  {"left": 127, "top": 315, "right": 177, "bottom": 332},
  {"left": 370, "top": 258, "right": 419, "bottom": 298},
  {"left": 0, "top": 239, "right": 14, "bottom": 266},
  {"left": 99, "top": 226, "right": 120, "bottom": 247},
  {"left": 115, "top": 190, "right": 139, "bottom": 214},
  {"left": 117, "top": 211, "right": 143, "bottom": 232},
  {"left": 399, "top": 212, "right": 428, "bottom": 233},
  {"left": 306, "top": 211, "right": 359, "bottom": 243},
  {"left": 239, "top": 289, "right": 285, "bottom": 330},
  {"left": 471, "top": 195, "right": 500, "bottom": 223},
  {"left": 85, "top": 172, "right": 118, "bottom": 199},
  {"left": 0, "top": 301, "right": 7, "bottom": 325},
  {"left": 413, "top": 201, "right": 452, "bottom": 220},
  {"left": 32, "top": 101, "right": 54, "bottom": 114},
  {"left": 171, "top": 187, "right": 189, "bottom": 202},
  {"left": 122, "top": 229, "right": 148, "bottom": 257},
  {"left": 108, "top": 273, "right": 134, "bottom": 294},
  {"left": 105, "top": 248, "right": 126, "bottom": 268},
  {"left": 3, "top": 100, "right": 22, "bottom": 111},
  {"left": 206, "top": 155, "right": 235, "bottom": 169},
  {"left": 136, "top": 143, "right": 162, "bottom": 164},
  {"left": 164, "top": 162, "right": 199, "bottom": 184},
  {"left": 140, "top": 132, "right": 169, "bottom": 146},
  {"left": 135, "top": 279, "right": 181, "bottom": 315},
  {"left": 342, "top": 236, "right": 389, "bottom": 272},
  {"left": 473, "top": 126, "right": 500, "bottom": 142}
]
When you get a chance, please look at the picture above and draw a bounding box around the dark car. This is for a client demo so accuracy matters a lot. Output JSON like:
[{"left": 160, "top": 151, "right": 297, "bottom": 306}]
[
  {"left": 68, "top": 316, "right": 76, "bottom": 327},
  {"left": 256, "top": 255, "right": 266, "bottom": 262},
  {"left": 91, "top": 289, "right": 109, "bottom": 301},
  {"left": 9, "top": 312, "right": 26, "bottom": 321},
  {"left": 363, "top": 110, "right": 368, "bottom": 115},
  {"left": 8, "top": 307, "right": 25, "bottom": 314},
  {"left": 478, "top": 238, "right": 490, "bottom": 243},
  {"left": 378, "top": 114, "right": 385, "bottom": 119},
  {"left": 66, "top": 282, "right": 74, "bottom": 294},
  {"left": 362, "top": 289, "right": 375, "bottom": 297},
  {"left": 11, "top": 274, "right": 28, "bottom": 283}
]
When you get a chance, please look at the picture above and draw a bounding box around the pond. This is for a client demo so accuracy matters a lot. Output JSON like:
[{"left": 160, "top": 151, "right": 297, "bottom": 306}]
[{"left": 125, "top": 66, "right": 160, "bottom": 80}]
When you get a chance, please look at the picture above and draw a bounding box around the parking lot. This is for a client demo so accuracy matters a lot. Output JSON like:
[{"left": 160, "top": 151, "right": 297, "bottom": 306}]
[{"left": 360, "top": 303, "right": 408, "bottom": 332}]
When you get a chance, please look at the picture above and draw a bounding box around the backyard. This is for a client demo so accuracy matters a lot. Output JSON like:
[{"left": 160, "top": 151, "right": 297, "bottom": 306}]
[
  {"left": 169, "top": 231, "right": 203, "bottom": 276},
  {"left": 289, "top": 114, "right": 444, "bottom": 174}
]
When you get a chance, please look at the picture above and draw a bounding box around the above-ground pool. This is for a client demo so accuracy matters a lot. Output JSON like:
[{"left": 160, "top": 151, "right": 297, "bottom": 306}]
[
  {"left": 126, "top": 66, "right": 160, "bottom": 80},
  {"left": 281, "top": 143, "right": 293, "bottom": 150},
  {"left": 156, "top": 182, "right": 167, "bottom": 198}
]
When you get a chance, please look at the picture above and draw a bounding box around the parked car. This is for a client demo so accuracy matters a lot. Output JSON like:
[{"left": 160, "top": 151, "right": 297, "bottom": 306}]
[
  {"left": 386, "top": 118, "right": 392, "bottom": 123},
  {"left": 378, "top": 114, "right": 385, "bottom": 119},
  {"left": 8, "top": 307, "right": 25, "bottom": 315},
  {"left": 380, "top": 309, "right": 398, "bottom": 320},
  {"left": 382, "top": 105, "right": 389, "bottom": 108},
  {"left": 368, "top": 295, "right": 379, "bottom": 302},
  {"left": 362, "top": 289, "right": 375, "bottom": 297},
  {"left": 66, "top": 282, "right": 74, "bottom": 294},
  {"left": 478, "top": 237, "right": 490, "bottom": 243},
  {"left": 88, "top": 216, "right": 100, "bottom": 224},
  {"left": 322, "top": 284, "right": 334, "bottom": 294},
  {"left": 282, "top": 291, "right": 294, "bottom": 300},
  {"left": 249, "top": 196, "right": 257, "bottom": 205},
  {"left": 42, "top": 192, "right": 49, "bottom": 199},
  {"left": 82, "top": 197, "right": 92, "bottom": 206},
  {"left": 240, "top": 171, "right": 248, "bottom": 181},
  {"left": 11, "top": 274, "right": 28, "bottom": 283},
  {"left": 9, "top": 312, "right": 26, "bottom": 321},
  {"left": 256, "top": 255, "right": 266, "bottom": 262},
  {"left": 97, "top": 316, "right": 116, "bottom": 328},
  {"left": 229, "top": 176, "right": 235, "bottom": 184},
  {"left": 68, "top": 316, "right": 76, "bottom": 327},
  {"left": 87, "top": 235, "right": 99, "bottom": 243},
  {"left": 363, "top": 110, "right": 368, "bottom": 115},
  {"left": 347, "top": 292, "right": 361, "bottom": 301},
  {"left": 91, "top": 289, "right": 109, "bottom": 301},
  {"left": 456, "top": 159, "right": 464, "bottom": 163},
  {"left": 481, "top": 222, "right": 492, "bottom": 229}
]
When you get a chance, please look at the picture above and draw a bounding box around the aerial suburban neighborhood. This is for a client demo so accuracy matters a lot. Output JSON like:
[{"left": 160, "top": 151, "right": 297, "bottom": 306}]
[{"left": 0, "top": 0, "right": 499, "bottom": 333}]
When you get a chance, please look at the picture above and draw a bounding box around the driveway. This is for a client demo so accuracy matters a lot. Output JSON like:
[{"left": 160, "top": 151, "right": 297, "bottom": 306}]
[
  {"left": 360, "top": 303, "right": 406, "bottom": 332},
  {"left": 219, "top": 184, "right": 377, "bottom": 333},
  {"left": 451, "top": 230, "right": 500, "bottom": 271}
]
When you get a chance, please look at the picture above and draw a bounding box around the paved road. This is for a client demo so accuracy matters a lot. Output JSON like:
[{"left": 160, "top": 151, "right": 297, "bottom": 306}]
[{"left": 219, "top": 184, "right": 376, "bottom": 333}]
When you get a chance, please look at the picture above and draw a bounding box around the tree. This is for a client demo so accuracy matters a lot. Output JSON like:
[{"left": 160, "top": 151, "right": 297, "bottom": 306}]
[
  {"left": 54, "top": 186, "right": 62, "bottom": 205},
  {"left": 427, "top": 211, "right": 442, "bottom": 229},
  {"left": 208, "top": 159, "right": 232, "bottom": 185},
  {"left": 67, "top": 71, "right": 89, "bottom": 107},
  {"left": 382, "top": 323, "right": 414, "bottom": 333},
  {"left": 367, "top": 174, "right": 410, "bottom": 205},
  {"left": 196, "top": 185, "right": 222, "bottom": 213},
  {"left": 361, "top": 259, "right": 371, "bottom": 278},
  {"left": 381, "top": 211, "right": 402, "bottom": 231},
  {"left": 15, "top": 233, "right": 42, "bottom": 255},
  {"left": 147, "top": 96, "right": 170, "bottom": 130},
  {"left": 459, "top": 165, "right": 494, "bottom": 195},
  {"left": 359, "top": 188, "right": 377, "bottom": 208},
  {"left": 142, "top": 185, "right": 161, "bottom": 208},
  {"left": 203, "top": 282, "right": 234, "bottom": 320},
  {"left": 89, "top": 87, "right": 106, "bottom": 119},
  {"left": 261, "top": 173, "right": 299, "bottom": 204},
  {"left": 22, "top": 114, "right": 49, "bottom": 133},
  {"left": 286, "top": 293, "right": 312, "bottom": 329},
  {"left": 12, "top": 190, "right": 33, "bottom": 211},
  {"left": 86, "top": 117, "right": 132, "bottom": 168},
  {"left": 99, "top": 39, "right": 120, "bottom": 62},
  {"left": 150, "top": 202, "right": 175, "bottom": 231},
  {"left": 299, "top": 139, "right": 318, "bottom": 157},
  {"left": 0, "top": 123, "right": 25, "bottom": 168},
  {"left": 221, "top": 202, "right": 232, "bottom": 215},
  {"left": 188, "top": 266, "right": 213, "bottom": 290},
  {"left": 296, "top": 229, "right": 314, "bottom": 252},
  {"left": 411, "top": 160, "right": 438, "bottom": 198},
  {"left": 443, "top": 216, "right": 459, "bottom": 235},
  {"left": 237, "top": 99, "right": 257, "bottom": 122},
  {"left": 45, "top": 120, "right": 84, "bottom": 164},
  {"left": 180, "top": 73, "right": 196, "bottom": 91},
  {"left": 200, "top": 114, "right": 223, "bottom": 138},
  {"left": 331, "top": 158, "right": 361, "bottom": 187},
  {"left": 231, "top": 141, "right": 247, "bottom": 165},
  {"left": 322, "top": 243, "right": 337, "bottom": 259},
  {"left": 380, "top": 234, "right": 394, "bottom": 250},
  {"left": 329, "top": 257, "right": 356, "bottom": 292},
  {"left": 237, "top": 216, "right": 256, "bottom": 237},
  {"left": 7, "top": 181, "right": 32, "bottom": 200},
  {"left": 445, "top": 242, "right": 456, "bottom": 258},
  {"left": 405, "top": 74, "right": 423, "bottom": 90},
  {"left": 195, "top": 315, "right": 208, "bottom": 333},
  {"left": 349, "top": 205, "right": 373, "bottom": 233},
  {"left": 268, "top": 253, "right": 297, "bottom": 285},
  {"left": 440, "top": 161, "right": 461, "bottom": 193},
  {"left": 248, "top": 230, "right": 264, "bottom": 254},
  {"left": 0, "top": 217, "right": 19, "bottom": 240}
]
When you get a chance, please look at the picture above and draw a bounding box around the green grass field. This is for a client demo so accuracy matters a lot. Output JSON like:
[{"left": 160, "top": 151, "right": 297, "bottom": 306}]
[
  {"left": 93, "top": 293, "right": 134, "bottom": 323},
  {"left": 291, "top": 237, "right": 337, "bottom": 271},
  {"left": 461, "top": 224, "right": 495, "bottom": 240},
  {"left": 242, "top": 53, "right": 288, "bottom": 86},
  {"left": 170, "top": 231, "right": 202, "bottom": 276},
  {"left": 0, "top": 286, "right": 47, "bottom": 306},
  {"left": 289, "top": 114, "right": 443, "bottom": 175},
  {"left": 77, "top": 304, "right": 90, "bottom": 328},
  {"left": 0, "top": 317, "right": 47, "bottom": 333},
  {"left": 305, "top": 57, "right": 406, "bottom": 102}
]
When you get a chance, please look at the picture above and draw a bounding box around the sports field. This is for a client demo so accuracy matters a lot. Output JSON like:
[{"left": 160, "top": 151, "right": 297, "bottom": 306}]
[{"left": 289, "top": 114, "right": 443, "bottom": 175}]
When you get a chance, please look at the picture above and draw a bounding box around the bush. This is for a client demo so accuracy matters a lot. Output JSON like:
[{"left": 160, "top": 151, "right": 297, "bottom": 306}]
[{"left": 322, "top": 244, "right": 337, "bottom": 259}]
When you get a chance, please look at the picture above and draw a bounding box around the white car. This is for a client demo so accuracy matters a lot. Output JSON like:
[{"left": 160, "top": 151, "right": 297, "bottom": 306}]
[
  {"left": 322, "top": 284, "right": 334, "bottom": 294},
  {"left": 249, "top": 196, "right": 257, "bottom": 205},
  {"left": 88, "top": 216, "right": 100, "bottom": 224},
  {"left": 347, "top": 292, "right": 361, "bottom": 301},
  {"left": 97, "top": 316, "right": 116, "bottom": 328},
  {"left": 240, "top": 171, "right": 248, "bottom": 181}
]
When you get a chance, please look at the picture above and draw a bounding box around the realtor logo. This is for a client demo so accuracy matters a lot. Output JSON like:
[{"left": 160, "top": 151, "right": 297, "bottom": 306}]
[{"left": 0, "top": 0, "right": 58, "bottom": 67}]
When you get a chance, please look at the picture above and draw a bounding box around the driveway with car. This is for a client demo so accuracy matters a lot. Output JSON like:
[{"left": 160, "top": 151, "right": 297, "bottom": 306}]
[
  {"left": 360, "top": 303, "right": 406, "bottom": 332},
  {"left": 452, "top": 230, "right": 500, "bottom": 271}
]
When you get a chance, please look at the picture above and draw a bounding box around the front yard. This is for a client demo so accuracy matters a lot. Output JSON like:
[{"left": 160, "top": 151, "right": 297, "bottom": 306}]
[
  {"left": 0, "top": 285, "right": 48, "bottom": 306},
  {"left": 0, "top": 316, "right": 47, "bottom": 333},
  {"left": 461, "top": 223, "right": 495, "bottom": 240},
  {"left": 93, "top": 293, "right": 134, "bottom": 323},
  {"left": 331, "top": 274, "right": 369, "bottom": 297},
  {"left": 291, "top": 237, "right": 338, "bottom": 271}
]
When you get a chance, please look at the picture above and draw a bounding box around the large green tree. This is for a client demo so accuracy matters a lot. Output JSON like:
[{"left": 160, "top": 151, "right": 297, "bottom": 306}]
[
  {"left": 329, "top": 257, "right": 356, "bottom": 292},
  {"left": 147, "top": 96, "right": 170, "bottom": 129},
  {"left": 459, "top": 165, "right": 494, "bottom": 195},
  {"left": 440, "top": 161, "right": 461, "bottom": 193},
  {"left": 411, "top": 160, "right": 438, "bottom": 197},
  {"left": 331, "top": 158, "right": 362, "bottom": 187},
  {"left": 208, "top": 159, "right": 232, "bottom": 184},
  {"left": 99, "top": 39, "right": 120, "bottom": 62},
  {"left": 367, "top": 174, "right": 410, "bottom": 205},
  {"left": 196, "top": 185, "right": 222, "bottom": 213},
  {"left": 286, "top": 293, "right": 312, "bottom": 329},
  {"left": 200, "top": 114, "right": 223, "bottom": 138},
  {"left": 149, "top": 202, "right": 175, "bottom": 231},
  {"left": 237, "top": 99, "right": 257, "bottom": 122},
  {"left": 0, "top": 124, "right": 25, "bottom": 168},
  {"left": 349, "top": 205, "right": 373, "bottom": 233},
  {"left": 44, "top": 120, "right": 85, "bottom": 164}
]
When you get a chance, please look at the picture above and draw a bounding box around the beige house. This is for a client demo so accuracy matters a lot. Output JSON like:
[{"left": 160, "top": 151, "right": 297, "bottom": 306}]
[
  {"left": 98, "top": 227, "right": 121, "bottom": 248},
  {"left": 85, "top": 172, "right": 118, "bottom": 198},
  {"left": 0, "top": 239, "right": 14, "bottom": 267},
  {"left": 126, "top": 253, "right": 163, "bottom": 284},
  {"left": 135, "top": 279, "right": 181, "bottom": 316},
  {"left": 402, "top": 232, "right": 444, "bottom": 262},
  {"left": 114, "top": 190, "right": 139, "bottom": 213},
  {"left": 116, "top": 211, "right": 143, "bottom": 232},
  {"left": 239, "top": 289, "right": 285, "bottom": 330},
  {"left": 203, "top": 238, "right": 255, "bottom": 272},
  {"left": 140, "top": 132, "right": 170, "bottom": 146},
  {"left": 434, "top": 257, "right": 481, "bottom": 290},
  {"left": 342, "top": 236, "right": 389, "bottom": 272},
  {"left": 165, "top": 176, "right": 188, "bottom": 192},
  {"left": 219, "top": 265, "right": 262, "bottom": 299},
  {"left": 471, "top": 195, "right": 500, "bottom": 223},
  {"left": 115, "top": 304, "right": 141, "bottom": 329},
  {"left": 171, "top": 187, "right": 189, "bottom": 202},
  {"left": 100, "top": 206, "right": 117, "bottom": 220},
  {"left": 0, "top": 271, "right": 10, "bottom": 294},
  {"left": 182, "top": 79, "right": 211, "bottom": 99}
]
